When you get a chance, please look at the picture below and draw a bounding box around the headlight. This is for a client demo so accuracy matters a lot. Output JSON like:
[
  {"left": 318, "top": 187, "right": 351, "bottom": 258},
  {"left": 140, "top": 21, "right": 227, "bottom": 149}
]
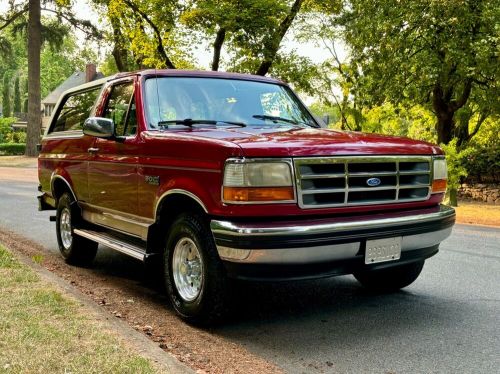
[
  {"left": 432, "top": 157, "right": 447, "bottom": 193},
  {"left": 222, "top": 159, "right": 295, "bottom": 203}
]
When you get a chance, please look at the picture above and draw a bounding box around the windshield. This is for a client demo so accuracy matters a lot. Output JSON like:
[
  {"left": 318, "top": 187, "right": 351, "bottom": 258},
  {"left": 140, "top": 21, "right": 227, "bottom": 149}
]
[{"left": 144, "top": 77, "right": 317, "bottom": 129}]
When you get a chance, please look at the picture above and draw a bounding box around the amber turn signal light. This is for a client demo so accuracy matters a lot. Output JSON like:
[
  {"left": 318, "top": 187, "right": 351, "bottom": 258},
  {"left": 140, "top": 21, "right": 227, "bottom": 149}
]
[
  {"left": 432, "top": 179, "right": 447, "bottom": 193},
  {"left": 223, "top": 186, "right": 294, "bottom": 202}
]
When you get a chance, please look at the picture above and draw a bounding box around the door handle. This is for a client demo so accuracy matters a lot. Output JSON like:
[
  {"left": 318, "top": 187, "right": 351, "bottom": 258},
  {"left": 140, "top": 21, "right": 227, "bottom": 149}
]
[{"left": 87, "top": 147, "right": 99, "bottom": 153}]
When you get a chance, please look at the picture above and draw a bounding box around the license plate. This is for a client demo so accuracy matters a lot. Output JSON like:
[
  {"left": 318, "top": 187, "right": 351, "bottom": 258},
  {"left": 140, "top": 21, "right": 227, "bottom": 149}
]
[{"left": 365, "top": 237, "right": 402, "bottom": 264}]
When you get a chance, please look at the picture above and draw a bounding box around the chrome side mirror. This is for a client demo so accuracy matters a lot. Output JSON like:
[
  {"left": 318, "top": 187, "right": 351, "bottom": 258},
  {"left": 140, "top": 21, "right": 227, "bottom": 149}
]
[{"left": 83, "top": 117, "right": 115, "bottom": 138}]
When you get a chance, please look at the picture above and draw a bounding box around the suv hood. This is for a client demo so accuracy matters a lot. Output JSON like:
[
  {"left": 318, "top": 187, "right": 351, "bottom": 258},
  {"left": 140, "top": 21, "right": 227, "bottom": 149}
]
[{"left": 171, "top": 126, "right": 442, "bottom": 157}]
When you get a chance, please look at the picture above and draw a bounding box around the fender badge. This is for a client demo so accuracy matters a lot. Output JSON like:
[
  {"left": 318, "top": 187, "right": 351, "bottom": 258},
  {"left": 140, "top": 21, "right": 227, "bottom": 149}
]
[{"left": 145, "top": 175, "right": 160, "bottom": 186}]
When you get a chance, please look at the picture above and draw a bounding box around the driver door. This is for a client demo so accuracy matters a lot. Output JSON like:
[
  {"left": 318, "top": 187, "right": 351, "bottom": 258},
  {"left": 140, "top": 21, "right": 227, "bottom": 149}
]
[{"left": 87, "top": 79, "right": 140, "bottom": 230}]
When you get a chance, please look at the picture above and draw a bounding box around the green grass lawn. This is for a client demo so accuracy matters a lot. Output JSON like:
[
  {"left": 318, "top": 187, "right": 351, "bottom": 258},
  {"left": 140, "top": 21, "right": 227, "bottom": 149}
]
[{"left": 0, "top": 245, "right": 158, "bottom": 373}]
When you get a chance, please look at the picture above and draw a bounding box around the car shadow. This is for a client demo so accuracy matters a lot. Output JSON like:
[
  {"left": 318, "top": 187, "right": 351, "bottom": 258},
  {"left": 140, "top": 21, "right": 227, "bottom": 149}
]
[
  {"left": 91, "top": 245, "right": 453, "bottom": 332},
  {"left": 87, "top": 245, "right": 472, "bottom": 373}
]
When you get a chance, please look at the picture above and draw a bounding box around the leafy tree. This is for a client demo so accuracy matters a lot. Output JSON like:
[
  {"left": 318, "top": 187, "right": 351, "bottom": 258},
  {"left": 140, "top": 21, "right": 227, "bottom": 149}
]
[
  {"left": 336, "top": 0, "right": 499, "bottom": 145},
  {"left": 13, "top": 75, "right": 21, "bottom": 113},
  {"left": 2, "top": 72, "right": 12, "bottom": 118},
  {"left": 99, "top": 0, "right": 331, "bottom": 88},
  {"left": 0, "top": 0, "right": 100, "bottom": 156}
]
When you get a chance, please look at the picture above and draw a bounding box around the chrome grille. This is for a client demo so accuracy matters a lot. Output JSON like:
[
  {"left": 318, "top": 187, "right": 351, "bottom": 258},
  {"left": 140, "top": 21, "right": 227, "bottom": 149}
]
[{"left": 294, "top": 156, "right": 432, "bottom": 208}]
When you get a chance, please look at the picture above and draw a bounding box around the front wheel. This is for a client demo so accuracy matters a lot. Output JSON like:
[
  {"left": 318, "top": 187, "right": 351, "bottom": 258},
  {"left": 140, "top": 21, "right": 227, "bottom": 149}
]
[
  {"left": 164, "top": 213, "right": 228, "bottom": 325},
  {"left": 353, "top": 260, "right": 425, "bottom": 292},
  {"left": 56, "top": 192, "right": 98, "bottom": 266}
]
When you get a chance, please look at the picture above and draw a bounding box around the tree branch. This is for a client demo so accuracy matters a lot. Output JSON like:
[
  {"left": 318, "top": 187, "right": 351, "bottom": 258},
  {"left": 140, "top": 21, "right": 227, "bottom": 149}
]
[
  {"left": 40, "top": 7, "right": 101, "bottom": 37},
  {"left": 450, "top": 78, "right": 472, "bottom": 111},
  {"left": 467, "top": 111, "right": 488, "bottom": 141},
  {"left": 256, "top": 0, "right": 304, "bottom": 76},
  {"left": 0, "top": 4, "right": 28, "bottom": 32},
  {"left": 122, "top": 0, "right": 176, "bottom": 69}
]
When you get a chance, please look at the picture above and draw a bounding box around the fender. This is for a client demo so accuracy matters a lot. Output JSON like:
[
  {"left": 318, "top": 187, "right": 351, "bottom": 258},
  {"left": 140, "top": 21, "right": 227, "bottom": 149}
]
[
  {"left": 154, "top": 188, "right": 209, "bottom": 220},
  {"left": 50, "top": 172, "right": 77, "bottom": 202}
]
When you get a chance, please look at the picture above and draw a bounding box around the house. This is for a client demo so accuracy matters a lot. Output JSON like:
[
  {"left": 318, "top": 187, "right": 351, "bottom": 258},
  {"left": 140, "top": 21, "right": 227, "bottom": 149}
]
[{"left": 41, "top": 64, "right": 103, "bottom": 130}]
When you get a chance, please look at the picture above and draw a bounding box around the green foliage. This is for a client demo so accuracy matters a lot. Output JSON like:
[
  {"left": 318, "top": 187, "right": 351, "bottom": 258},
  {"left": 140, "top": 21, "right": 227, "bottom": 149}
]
[
  {"left": 308, "top": 102, "right": 341, "bottom": 126},
  {"left": 335, "top": 0, "right": 499, "bottom": 144},
  {"left": 0, "top": 143, "right": 26, "bottom": 155},
  {"left": 0, "top": 117, "right": 16, "bottom": 143},
  {"left": 461, "top": 117, "right": 500, "bottom": 182},
  {"left": 99, "top": 54, "right": 120, "bottom": 76},
  {"left": 2, "top": 72, "right": 11, "bottom": 117},
  {"left": 0, "top": 117, "right": 26, "bottom": 144},
  {"left": 361, "top": 104, "right": 437, "bottom": 143},
  {"left": 102, "top": 0, "right": 335, "bottom": 87},
  {"left": 440, "top": 140, "right": 470, "bottom": 203},
  {"left": 13, "top": 75, "right": 21, "bottom": 113}
]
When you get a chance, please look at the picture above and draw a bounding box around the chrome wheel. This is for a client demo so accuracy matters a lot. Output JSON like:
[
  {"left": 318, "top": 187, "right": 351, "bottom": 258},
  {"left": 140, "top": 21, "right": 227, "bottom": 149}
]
[
  {"left": 172, "top": 237, "right": 203, "bottom": 302},
  {"left": 59, "top": 207, "right": 73, "bottom": 249}
]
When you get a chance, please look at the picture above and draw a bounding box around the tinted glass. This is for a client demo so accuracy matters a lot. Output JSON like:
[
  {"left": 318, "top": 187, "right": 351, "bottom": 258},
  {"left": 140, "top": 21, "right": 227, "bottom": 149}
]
[
  {"left": 144, "top": 77, "right": 316, "bottom": 128},
  {"left": 103, "top": 83, "right": 136, "bottom": 136},
  {"left": 52, "top": 87, "right": 101, "bottom": 133}
]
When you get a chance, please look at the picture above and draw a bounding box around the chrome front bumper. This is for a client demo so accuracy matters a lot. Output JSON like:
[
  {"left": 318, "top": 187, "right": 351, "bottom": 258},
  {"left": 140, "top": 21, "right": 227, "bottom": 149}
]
[{"left": 210, "top": 205, "right": 455, "bottom": 266}]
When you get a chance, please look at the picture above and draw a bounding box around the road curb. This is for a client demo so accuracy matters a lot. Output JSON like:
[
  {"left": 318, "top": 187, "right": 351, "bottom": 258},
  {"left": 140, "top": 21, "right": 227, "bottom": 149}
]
[{"left": 3, "top": 242, "right": 194, "bottom": 374}]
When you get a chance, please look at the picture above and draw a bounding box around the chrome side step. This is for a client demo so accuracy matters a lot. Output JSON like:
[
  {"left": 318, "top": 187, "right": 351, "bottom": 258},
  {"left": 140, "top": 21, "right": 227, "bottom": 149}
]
[{"left": 74, "top": 228, "right": 147, "bottom": 261}]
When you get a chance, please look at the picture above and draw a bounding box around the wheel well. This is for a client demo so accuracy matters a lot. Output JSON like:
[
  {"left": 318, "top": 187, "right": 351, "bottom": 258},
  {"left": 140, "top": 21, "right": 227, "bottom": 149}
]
[
  {"left": 146, "top": 193, "right": 207, "bottom": 256},
  {"left": 52, "top": 177, "right": 74, "bottom": 202},
  {"left": 156, "top": 193, "right": 207, "bottom": 229}
]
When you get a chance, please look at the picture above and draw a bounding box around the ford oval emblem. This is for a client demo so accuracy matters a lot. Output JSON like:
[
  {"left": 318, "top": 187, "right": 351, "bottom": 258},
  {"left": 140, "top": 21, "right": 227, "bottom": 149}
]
[{"left": 366, "top": 177, "right": 381, "bottom": 187}]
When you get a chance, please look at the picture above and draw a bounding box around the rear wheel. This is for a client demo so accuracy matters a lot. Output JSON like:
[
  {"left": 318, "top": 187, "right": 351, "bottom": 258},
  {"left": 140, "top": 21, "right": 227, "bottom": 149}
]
[
  {"left": 353, "top": 260, "right": 425, "bottom": 291},
  {"left": 56, "top": 192, "right": 98, "bottom": 266},
  {"left": 164, "top": 213, "right": 228, "bottom": 324}
]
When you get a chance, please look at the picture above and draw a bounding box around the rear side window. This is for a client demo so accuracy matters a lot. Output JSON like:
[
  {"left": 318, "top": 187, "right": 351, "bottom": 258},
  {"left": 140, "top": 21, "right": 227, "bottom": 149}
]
[{"left": 51, "top": 87, "right": 101, "bottom": 133}]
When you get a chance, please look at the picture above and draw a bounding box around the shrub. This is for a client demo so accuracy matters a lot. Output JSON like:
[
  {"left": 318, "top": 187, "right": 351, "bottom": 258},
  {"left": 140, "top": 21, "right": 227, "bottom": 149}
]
[
  {"left": 0, "top": 117, "right": 17, "bottom": 143},
  {"left": 440, "top": 139, "right": 470, "bottom": 206},
  {"left": 0, "top": 143, "right": 26, "bottom": 155}
]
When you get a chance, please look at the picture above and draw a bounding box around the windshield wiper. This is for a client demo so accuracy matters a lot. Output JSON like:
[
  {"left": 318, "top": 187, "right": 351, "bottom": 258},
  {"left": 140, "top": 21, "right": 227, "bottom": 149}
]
[
  {"left": 157, "top": 118, "right": 246, "bottom": 128},
  {"left": 252, "top": 114, "right": 310, "bottom": 127}
]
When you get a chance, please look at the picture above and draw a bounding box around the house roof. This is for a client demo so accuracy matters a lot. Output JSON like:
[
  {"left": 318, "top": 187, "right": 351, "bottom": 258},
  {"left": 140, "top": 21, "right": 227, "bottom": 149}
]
[{"left": 42, "top": 71, "right": 104, "bottom": 105}]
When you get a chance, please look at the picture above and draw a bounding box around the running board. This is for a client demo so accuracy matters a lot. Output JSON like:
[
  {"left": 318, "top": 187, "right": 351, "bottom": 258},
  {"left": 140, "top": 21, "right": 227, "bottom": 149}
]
[{"left": 74, "top": 229, "right": 147, "bottom": 261}]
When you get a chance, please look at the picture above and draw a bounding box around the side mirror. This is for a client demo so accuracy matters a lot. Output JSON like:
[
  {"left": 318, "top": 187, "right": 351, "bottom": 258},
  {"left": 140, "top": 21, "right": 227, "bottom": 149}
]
[{"left": 83, "top": 117, "right": 115, "bottom": 138}]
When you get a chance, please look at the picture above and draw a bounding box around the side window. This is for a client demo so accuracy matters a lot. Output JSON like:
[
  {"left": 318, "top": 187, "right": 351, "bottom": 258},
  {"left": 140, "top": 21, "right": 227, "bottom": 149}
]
[
  {"left": 103, "top": 82, "right": 136, "bottom": 136},
  {"left": 51, "top": 87, "right": 101, "bottom": 133}
]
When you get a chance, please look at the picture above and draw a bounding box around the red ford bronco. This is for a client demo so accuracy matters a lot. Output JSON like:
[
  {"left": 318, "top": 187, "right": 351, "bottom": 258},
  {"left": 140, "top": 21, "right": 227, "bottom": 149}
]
[{"left": 38, "top": 70, "right": 455, "bottom": 323}]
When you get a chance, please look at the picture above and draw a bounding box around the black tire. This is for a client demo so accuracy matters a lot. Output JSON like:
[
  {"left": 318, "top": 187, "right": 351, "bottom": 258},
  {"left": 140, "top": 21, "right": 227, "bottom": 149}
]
[
  {"left": 353, "top": 260, "right": 425, "bottom": 292},
  {"left": 56, "top": 192, "right": 98, "bottom": 266},
  {"left": 164, "top": 213, "right": 228, "bottom": 325}
]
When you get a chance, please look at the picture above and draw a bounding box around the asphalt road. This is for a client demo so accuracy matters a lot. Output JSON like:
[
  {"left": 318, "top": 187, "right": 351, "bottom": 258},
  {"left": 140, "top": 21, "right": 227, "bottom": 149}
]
[{"left": 1, "top": 177, "right": 499, "bottom": 373}]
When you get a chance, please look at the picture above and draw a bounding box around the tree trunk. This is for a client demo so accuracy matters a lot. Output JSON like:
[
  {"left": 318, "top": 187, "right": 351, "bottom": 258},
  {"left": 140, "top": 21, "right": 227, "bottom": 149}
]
[
  {"left": 435, "top": 109, "right": 454, "bottom": 145},
  {"left": 256, "top": 0, "right": 304, "bottom": 76},
  {"left": 432, "top": 80, "right": 472, "bottom": 145},
  {"left": 448, "top": 187, "right": 458, "bottom": 207},
  {"left": 25, "top": 0, "right": 41, "bottom": 157},
  {"left": 432, "top": 84, "right": 455, "bottom": 145},
  {"left": 211, "top": 27, "right": 226, "bottom": 71},
  {"left": 111, "top": 17, "right": 128, "bottom": 72}
]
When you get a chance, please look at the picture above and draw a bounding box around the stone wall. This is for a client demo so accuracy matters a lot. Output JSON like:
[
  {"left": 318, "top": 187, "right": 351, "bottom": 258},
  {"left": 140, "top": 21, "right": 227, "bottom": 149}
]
[{"left": 458, "top": 183, "right": 500, "bottom": 204}]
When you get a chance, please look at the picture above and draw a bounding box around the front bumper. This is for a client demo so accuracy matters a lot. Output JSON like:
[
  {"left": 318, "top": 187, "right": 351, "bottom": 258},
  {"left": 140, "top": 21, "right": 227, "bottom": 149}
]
[{"left": 210, "top": 205, "right": 455, "bottom": 280}]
